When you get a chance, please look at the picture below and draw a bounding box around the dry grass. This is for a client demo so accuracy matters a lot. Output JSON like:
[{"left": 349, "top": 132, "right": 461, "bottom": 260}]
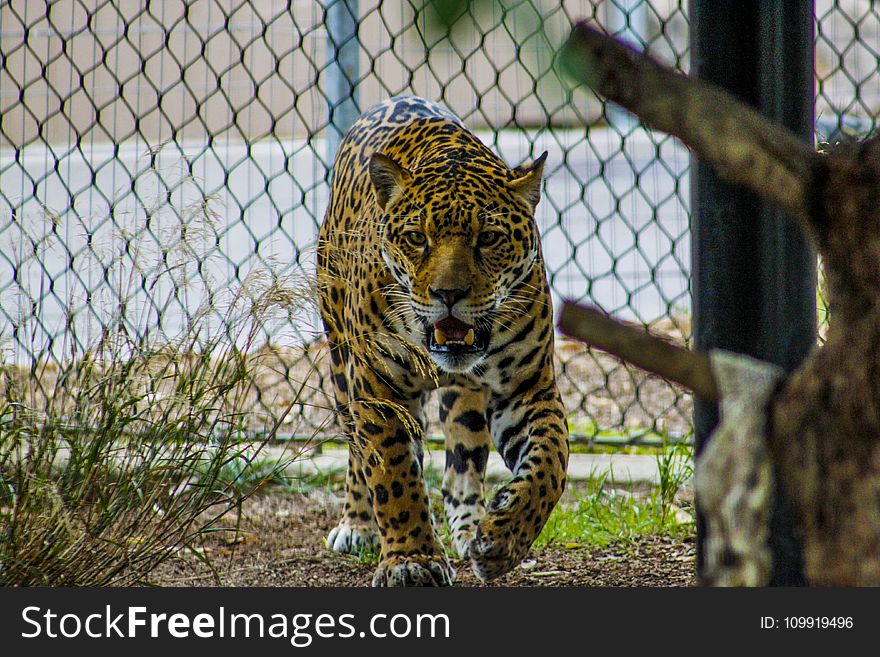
[{"left": 0, "top": 268, "right": 314, "bottom": 586}]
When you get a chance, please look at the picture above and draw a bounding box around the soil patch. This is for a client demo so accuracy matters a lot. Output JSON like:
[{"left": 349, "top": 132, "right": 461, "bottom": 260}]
[{"left": 148, "top": 489, "right": 696, "bottom": 587}]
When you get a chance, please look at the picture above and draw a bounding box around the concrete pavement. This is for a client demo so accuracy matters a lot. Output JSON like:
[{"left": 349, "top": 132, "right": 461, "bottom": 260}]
[{"left": 263, "top": 446, "right": 691, "bottom": 486}]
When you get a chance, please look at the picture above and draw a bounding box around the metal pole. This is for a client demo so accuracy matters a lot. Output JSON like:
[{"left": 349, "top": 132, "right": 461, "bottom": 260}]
[
  {"left": 690, "top": 0, "right": 815, "bottom": 586},
  {"left": 325, "top": 0, "right": 360, "bottom": 167}
]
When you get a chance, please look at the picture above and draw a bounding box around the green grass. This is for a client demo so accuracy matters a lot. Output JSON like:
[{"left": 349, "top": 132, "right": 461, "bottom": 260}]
[
  {"left": 567, "top": 417, "right": 693, "bottom": 449},
  {"left": 350, "top": 544, "right": 381, "bottom": 567},
  {"left": 656, "top": 440, "right": 693, "bottom": 527},
  {"left": 533, "top": 459, "right": 693, "bottom": 552},
  {"left": 203, "top": 453, "right": 292, "bottom": 495},
  {"left": 282, "top": 463, "right": 347, "bottom": 494},
  {"left": 423, "top": 459, "right": 445, "bottom": 491},
  {"left": 204, "top": 448, "right": 348, "bottom": 496}
]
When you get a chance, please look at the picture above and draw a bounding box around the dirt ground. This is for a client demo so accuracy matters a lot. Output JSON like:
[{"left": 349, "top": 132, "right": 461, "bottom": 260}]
[{"left": 148, "top": 488, "right": 697, "bottom": 588}]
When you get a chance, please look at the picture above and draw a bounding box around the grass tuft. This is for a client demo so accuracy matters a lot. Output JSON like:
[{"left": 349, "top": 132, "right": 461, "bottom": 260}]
[
  {"left": 533, "top": 457, "right": 693, "bottom": 552},
  {"left": 0, "top": 258, "right": 312, "bottom": 586}
]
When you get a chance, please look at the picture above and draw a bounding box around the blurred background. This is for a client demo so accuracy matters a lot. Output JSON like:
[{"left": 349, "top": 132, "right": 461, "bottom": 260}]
[{"left": 0, "top": 0, "right": 875, "bottom": 445}]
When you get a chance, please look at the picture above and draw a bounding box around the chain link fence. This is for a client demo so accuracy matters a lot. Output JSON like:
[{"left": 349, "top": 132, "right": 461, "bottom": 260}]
[{"left": 0, "top": 0, "right": 874, "bottom": 445}]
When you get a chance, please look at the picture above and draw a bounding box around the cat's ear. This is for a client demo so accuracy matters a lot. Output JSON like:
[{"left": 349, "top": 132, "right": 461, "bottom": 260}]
[
  {"left": 510, "top": 151, "right": 548, "bottom": 208},
  {"left": 369, "top": 152, "right": 412, "bottom": 210}
]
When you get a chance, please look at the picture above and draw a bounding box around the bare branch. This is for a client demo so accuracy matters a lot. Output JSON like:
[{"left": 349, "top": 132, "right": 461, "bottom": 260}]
[
  {"left": 558, "top": 301, "right": 719, "bottom": 402},
  {"left": 562, "top": 21, "right": 819, "bottom": 233}
]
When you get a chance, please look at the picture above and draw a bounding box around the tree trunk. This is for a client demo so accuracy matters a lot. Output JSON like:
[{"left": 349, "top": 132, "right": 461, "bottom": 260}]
[{"left": 560, "top": 22, "right": 880, "bottom": 585}]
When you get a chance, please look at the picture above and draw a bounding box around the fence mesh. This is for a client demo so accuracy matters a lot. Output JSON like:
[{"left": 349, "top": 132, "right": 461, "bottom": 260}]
[{"left": 0, "top": 1, "right": 873, "bottom": 445}]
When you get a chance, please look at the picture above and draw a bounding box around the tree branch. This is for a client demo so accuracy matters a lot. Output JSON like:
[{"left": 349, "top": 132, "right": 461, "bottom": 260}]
[
  {"left": 558, "top": 301, "right": 719, "bottom": 402},
  {"left": 561, "top": 21, "right": 820, "bottom": 236}
]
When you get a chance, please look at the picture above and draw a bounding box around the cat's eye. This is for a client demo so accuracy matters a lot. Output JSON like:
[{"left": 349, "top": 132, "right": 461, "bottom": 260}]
[
  {"left": 477, "top": 231, "right": 502, "bottom": 247},
  {"left": 405, "top": 231, "right": 427, "bottom": 247}
]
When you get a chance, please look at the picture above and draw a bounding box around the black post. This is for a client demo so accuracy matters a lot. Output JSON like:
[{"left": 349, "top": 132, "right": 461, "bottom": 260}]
[
  {"left": 690, "top": 1, "right": 816, "bottom": 585},
  {"left": 325, "top": 0, "right": 360, "bottom": 166}
]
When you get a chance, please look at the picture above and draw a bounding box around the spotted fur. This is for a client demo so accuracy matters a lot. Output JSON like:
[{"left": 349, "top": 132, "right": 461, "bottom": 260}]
[{"left": 317, "top": 96, "right": 569, "bottom": 586}]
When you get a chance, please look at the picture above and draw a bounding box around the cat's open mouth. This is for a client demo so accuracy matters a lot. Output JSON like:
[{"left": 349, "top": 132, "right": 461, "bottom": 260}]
[{"left": 426, "top": 316, "right": 489, "bottom": 354}]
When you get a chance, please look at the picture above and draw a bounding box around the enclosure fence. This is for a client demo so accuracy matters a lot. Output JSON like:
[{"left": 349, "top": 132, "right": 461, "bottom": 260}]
[{"left": 0, "top": 0, "right": 875, "bottom": 444}]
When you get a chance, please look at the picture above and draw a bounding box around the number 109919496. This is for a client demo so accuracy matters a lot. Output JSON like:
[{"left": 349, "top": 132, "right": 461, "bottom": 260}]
[{"left": 761, "top": 616, "right": 853, "bottom": 630}]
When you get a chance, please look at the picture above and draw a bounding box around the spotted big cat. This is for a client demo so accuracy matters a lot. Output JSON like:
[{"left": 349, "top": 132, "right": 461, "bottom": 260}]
[{"left": 317, "top": 95, "right": 569, "bottom": 586}]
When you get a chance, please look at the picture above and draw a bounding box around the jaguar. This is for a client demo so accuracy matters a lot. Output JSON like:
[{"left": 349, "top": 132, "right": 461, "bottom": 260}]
[{"left": 316, "top": 95, "right": 569, "bottom": 586}]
